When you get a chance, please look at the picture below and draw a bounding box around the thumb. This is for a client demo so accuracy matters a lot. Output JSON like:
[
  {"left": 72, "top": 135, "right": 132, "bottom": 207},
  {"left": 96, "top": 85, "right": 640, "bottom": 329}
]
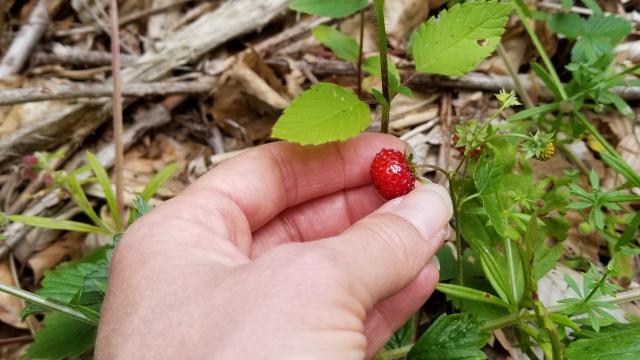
[{"left": 317, "top": 183, "right": 453, "bottom": 304}]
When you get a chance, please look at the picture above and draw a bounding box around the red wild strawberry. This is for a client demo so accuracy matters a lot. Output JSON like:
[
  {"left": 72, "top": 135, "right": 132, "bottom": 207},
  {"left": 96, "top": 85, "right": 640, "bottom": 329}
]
[
  {"left": 370, "top": 148, "right": 416, "bottom": 200},
  {"left": 452, "top": 133, "right": 484, "bottom": 158}
]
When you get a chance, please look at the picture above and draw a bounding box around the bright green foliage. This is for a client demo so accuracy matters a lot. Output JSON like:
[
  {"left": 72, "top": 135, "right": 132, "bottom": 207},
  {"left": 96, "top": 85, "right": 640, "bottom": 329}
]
[
  {"left": 412, "top": 1, "right": 512, "bottom": 76},
  {"left": 22, "top": 251, "right": 110, "bottom": 318},
  {"left": 549, "top": 13, "right": 631, "bottom": 63},
  {"left": 521, "top": 131, "right": 555, "bottom": 160},
  {"left": 558, "top": 264, "right": 621, "bottom": 332},
  {"left": 473, "top": 158, "right": 503, "bottom": 195},
  {"left": 271, "top": 83, "right": 370, "bottom": 145},
  {"left": 567, "top": 170, "right": 640, "bottom": 230},
  {"left": 567, "top": 322, "right": 640, "bottom": 359},
  {"left": 312, "top": 25, "right": 359, "bottom": 63},
  {"left": 141, "top": 163, "right": 177, "bottom": 201},
  {"left": 289, "top": 0, "right": 367, "bottom": 18},
  {"left": 385, "top": 316, "right": 416, "bottom": 351},
  {"left": 407, "top": 313, "right": 490, "bottom": 360},
  {"left": 8, "top": 215, "right": 109, "bottom": 234},
  {"left": 26, "top": 312, "right": 96, "bottom": 360}
]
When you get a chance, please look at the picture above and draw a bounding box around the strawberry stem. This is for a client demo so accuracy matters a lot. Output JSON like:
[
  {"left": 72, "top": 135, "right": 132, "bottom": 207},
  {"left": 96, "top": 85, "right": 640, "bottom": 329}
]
[{"left": 373, "top": 0, "right": 390, "bottom": 133}]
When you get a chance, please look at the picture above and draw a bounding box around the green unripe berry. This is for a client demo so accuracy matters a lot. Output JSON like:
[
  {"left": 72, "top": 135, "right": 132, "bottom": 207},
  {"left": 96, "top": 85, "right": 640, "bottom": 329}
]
[{"left": 578, "top": 222, "right": 595, "bottom": 235}]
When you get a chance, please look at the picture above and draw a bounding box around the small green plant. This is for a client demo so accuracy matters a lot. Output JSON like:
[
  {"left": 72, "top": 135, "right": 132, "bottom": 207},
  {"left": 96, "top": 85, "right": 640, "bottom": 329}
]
[
  {"left": 0, "top": 152, "right": 175, "bottom": 358},
  {"left": 279, "top": 1, "right": 640, "bottom": 359}
]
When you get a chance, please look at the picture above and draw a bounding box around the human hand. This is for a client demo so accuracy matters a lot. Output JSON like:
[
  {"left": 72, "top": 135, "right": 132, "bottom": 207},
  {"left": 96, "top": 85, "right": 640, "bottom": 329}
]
[{"left": 96, "top": 133, "right": 452, "bottom": 359}]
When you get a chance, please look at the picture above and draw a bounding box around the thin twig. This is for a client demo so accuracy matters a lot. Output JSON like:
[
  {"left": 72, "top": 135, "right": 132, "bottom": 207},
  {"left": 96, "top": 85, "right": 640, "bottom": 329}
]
[
  {"left": 55, "top": 0, "right": 195, "bottom": 37},
  {"left": 373, "top": 0, "right": 391, "bottom": 133},
  {"left": 110, "top": 0, "right": 125, "bottom": 229},
  {"left": 356, "top": 9, "right": 365, "bottom": 98},
  {"left": 0, "top": 80, "right": 216, "bottom": 106},
  {"left": 0, "top": 335, "right": 33, "bottom": 346},
  {"left": 0, "top": 0, "right": 48, "bottom": 76}
]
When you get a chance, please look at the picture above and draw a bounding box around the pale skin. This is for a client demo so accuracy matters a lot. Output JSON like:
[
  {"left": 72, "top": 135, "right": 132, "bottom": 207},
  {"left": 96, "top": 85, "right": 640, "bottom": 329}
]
[{"left": 96, "top": 133, "right": 453, "bottom": 359}]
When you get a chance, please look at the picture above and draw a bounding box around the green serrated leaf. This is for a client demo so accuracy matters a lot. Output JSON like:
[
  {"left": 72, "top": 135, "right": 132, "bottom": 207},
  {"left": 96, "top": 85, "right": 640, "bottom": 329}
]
[
  {"left": 22, "top": 251, "right": 110, "bottom": 318},
  {"left": 571, "top": 15, "right": 632, "bottom": 63},
  {"left": 548, "top": 12, "right": 585, "bottom": 39},
  {"left": 312, "top": 25, "right": 359, "bottom": 63},
  {"left": 272, "top": 83, "right": 370, "bottom": 145},
  {"left": 473, "top": 158, "right": 503, "bottom": 195},
  {"left": 385, "top": 316, "right": 416, "bottom": 351},
  {"left": 289, "top": 0, "right": 367, "bottom": 18},
  {"left": 407, "top": 313, "right": 490, "bottom": 360},
  {"left": 412, "top": 1, "right": 512, "bottom": 76},
  {"left": 27, "top": 312, "right": 96, "bottom": 360}
]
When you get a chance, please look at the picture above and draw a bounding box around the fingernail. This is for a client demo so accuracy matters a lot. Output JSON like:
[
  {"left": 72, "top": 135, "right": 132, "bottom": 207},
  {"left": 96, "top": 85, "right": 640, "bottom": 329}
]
[
  {"left": 432, "top": 255, "right": 440, "bottom": 271},
  {"left": 389, "top": 183, "right": 453, "bottom": 239}
]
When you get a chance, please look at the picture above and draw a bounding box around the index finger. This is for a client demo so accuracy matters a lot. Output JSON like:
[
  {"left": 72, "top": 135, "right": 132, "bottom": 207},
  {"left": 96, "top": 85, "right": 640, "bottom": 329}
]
[{"left": 183, "top": 132, "right": 404, "bottom": 230}]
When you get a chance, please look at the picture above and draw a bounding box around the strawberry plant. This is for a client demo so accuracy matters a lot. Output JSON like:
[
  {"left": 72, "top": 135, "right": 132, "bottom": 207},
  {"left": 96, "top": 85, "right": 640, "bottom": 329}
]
[
  {"left": 273, "top": 0, "right": 640, "bottom": 359},
  {"left": 0, "top": 152, "right": 175, "bottom": 358},
  {"left": 0, "top": 0, "right": 638, "bottom": 359}
]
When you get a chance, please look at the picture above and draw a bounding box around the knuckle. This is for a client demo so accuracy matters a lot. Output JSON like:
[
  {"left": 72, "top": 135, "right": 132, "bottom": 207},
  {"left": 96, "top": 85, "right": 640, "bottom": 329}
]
[{"left": 355, "top": 214, "right": 425, "bottom": 268}]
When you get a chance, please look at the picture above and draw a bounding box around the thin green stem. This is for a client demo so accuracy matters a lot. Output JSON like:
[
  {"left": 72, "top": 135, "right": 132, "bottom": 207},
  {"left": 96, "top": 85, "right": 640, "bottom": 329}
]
[
  {"left": 533, "top": 301, "right": 564, "bottom": 360},
  {"left": 0, "top": 283, "right": 97, "bottom": 326},
  {"left": 583, "top": 271, "right": 608, "bottom": 303},
  {"left": 514, "top": 0, "right": 567, "bottom": 100},
  {"left": 381, "top": 344, "right": 413, "bottom": 360},
  {"left": 573, "top": 110, "right": 640, "bottom": 185},
  {"left": 356, "top": 9, "right": 365, "bottom": 98},
  {"left": 497, "top": 43, "right": 533, "bottom": 108},
  {"left": 503, "top": 234, "right": 519, "bottom": 309},
  {"left": 373, "top": 0, "right": 390, "bottom": 133}
]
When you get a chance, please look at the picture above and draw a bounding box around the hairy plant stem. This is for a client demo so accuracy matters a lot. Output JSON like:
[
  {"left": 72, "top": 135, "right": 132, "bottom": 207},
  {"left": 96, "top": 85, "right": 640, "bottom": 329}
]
[
  {"left": 0, "top": 283, "right": 97, "bottom": 326},
  {"left": 503, "top": 236, "right": 519, "bottom": 308},
  {"left": 452, "top": 157, "right": 470, "bottom": 286},
  {"left": 356, "top": 9, "right": 365, "bottom": 98},
  {"left": 381, "top": 344, "right": 413, "bottom": 360},
  {"left": 482, "top": 287, "right": 640, "bottom": 332},
  {"left": 532, "top": 300, "right": 564, "bottom": 360},
  {"left": 514, "top": 0, "right": 567, "bottom": 100},
  {"left": 373, "top": 0, "right": 390, "bottom": 133},
  {"left": 496, "top": 44, "right": 533, "bottom": 108},
  {"left": 573, "top": 110, "right": 640, "bottom": 186},
  {"left": 109, "top": 0, "right": 125, "bottom": 230},
  {"left": 583, "top": 271, "right": 608, "bottom": 303}
]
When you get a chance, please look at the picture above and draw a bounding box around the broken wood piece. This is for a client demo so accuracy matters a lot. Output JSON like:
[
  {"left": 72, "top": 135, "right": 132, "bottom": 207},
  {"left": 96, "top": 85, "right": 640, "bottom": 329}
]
[
  {"left": 0, "top": 0, "right": 49, "bottom": 77},
  {"left": 0, "top": 95, "right": 187, "bottom": 259},
  {"left": 0, "top": 80, "right": 216, "bottom": 106},
  {"left": 0, "top": 0, "right": 289, "bottom": 166}
]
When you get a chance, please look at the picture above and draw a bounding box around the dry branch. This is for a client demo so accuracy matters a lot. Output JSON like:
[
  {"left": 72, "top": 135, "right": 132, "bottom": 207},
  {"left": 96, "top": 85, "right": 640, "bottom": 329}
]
[
  {"left": 269, "top": 58, "right": 640, "bottom": 101},
  {"left": 0, "top": 95, "right": 189, "bottom": 259},
  {"left": 0, "top": 0, "right": 289, "bottom": 166},
  {"left": 0, "top": 0, "right": 49, "bottom": 77},
  {"left": 0, "top": 80, "right": 215, "bottom": 106},
  {"left": 33, "top": 48, "right": 138, "bottom": 66},
  {"left": 54, "top": 0, "right": 195, "bottom": 37}
]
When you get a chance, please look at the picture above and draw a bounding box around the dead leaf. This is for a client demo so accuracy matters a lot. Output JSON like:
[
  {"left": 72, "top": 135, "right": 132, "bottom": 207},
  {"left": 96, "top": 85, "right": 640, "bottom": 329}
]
[
  {"left": 0, "top": 260, "right": 27, "bottom": 329},
  {"left": 27, "top": 232, "right": 85, "bottom": 283}
]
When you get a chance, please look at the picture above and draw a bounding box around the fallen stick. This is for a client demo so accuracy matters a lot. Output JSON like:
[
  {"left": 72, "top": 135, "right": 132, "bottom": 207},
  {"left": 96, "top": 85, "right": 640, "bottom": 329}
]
[
  {"left": 0, "top": 95, "right": 188, "bottom": 259},
  {"left": 0, "top": 0, "right": 290, "bottom": 166},
  {"left": 0, "top": 80, "right": 216, "bottom": 106},
  {"left": 32, "top": 48, "right": 138, "bottom": 66},
  {"left": 54, "top": 0, "right": 195, "bottom": 37},
  {"left": 0, "top": 0, "right": 49, "bottom": 77},
  {"left": 268, "top": 58, "right": 640, "bottom": 101}
]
